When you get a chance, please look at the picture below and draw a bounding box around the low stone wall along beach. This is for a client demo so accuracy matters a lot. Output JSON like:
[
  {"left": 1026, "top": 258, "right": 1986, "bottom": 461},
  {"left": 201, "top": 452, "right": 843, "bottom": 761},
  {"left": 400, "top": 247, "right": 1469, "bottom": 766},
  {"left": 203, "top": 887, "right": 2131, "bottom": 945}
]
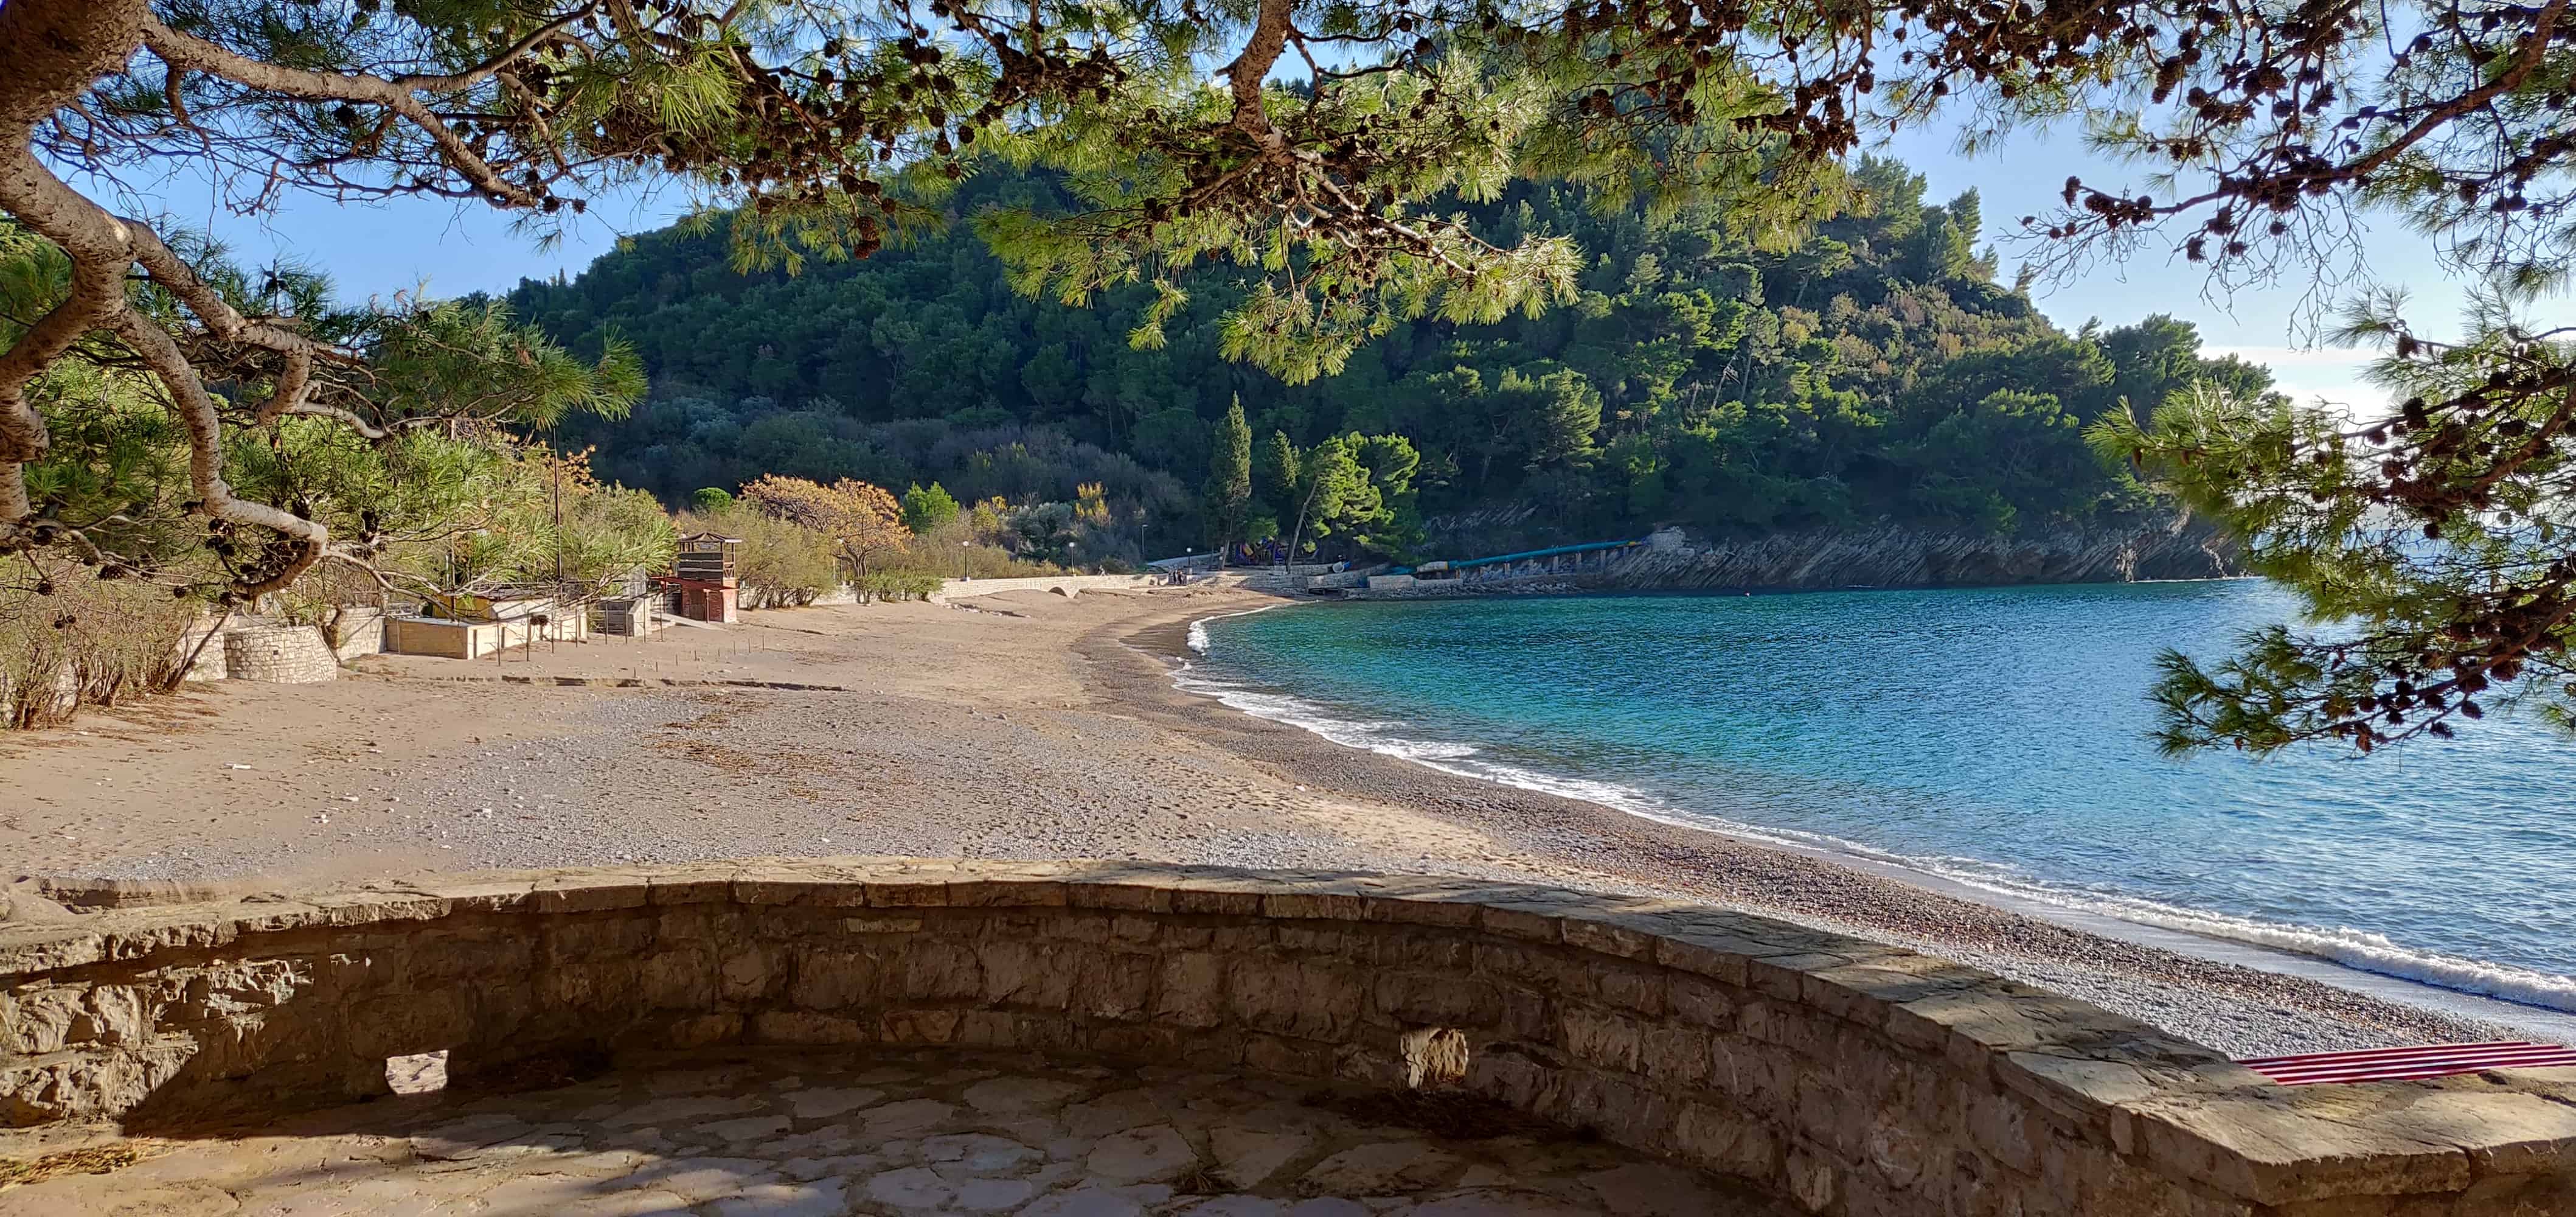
[{"left": 5, "top": 859, "right": 2570, "bottom": 1215}]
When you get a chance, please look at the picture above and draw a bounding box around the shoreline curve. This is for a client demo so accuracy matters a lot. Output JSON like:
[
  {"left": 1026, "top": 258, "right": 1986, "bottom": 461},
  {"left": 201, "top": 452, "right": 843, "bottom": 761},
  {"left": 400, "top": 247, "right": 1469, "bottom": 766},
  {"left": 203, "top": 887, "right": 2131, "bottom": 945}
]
[{"left": 1125, "top": 595, "right": 2576, "bottom": 1048}]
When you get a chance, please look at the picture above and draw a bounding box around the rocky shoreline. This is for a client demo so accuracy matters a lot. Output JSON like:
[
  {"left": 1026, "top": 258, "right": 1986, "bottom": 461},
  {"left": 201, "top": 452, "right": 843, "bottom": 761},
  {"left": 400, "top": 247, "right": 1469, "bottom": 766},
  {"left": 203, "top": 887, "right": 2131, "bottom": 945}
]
[{"left": 1403, "top": 508, "right": 2244, "bottom": 596}]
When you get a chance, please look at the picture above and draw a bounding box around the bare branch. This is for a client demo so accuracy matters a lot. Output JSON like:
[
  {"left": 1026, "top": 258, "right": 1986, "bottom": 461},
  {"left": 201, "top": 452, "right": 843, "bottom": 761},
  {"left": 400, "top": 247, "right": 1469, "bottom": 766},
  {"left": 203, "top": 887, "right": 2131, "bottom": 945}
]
[{"left": 140, "top": 18, "right": 544, "bottom": 209}]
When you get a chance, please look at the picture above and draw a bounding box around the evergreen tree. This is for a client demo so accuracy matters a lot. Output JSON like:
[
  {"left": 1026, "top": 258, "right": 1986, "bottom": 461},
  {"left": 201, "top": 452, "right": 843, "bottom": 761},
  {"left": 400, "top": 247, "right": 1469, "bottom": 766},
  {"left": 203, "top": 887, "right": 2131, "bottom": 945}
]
[
  {"left": 900, "top": 483, "right": 960, "bottom": 534},
  {"left": 510, "top": 164, "right": 2265, "bottom": 548},
  {"left": 1507, "top": 370, "right": 1603, "bottom": 469},
  {"left": 1255, "top": 431, "right": 1303, "bottom": 537},
  {"left": 1206, "top": 399, "right": 1253, "bottom": 548},
  {"left": 2, "top": 0, "right": 1841, "bottom": 595},
  {"left": 1288, "top": 437, "right": 1371, "bottom": 561},
  {"left": 2097, "top": 299, "right": 2576, "bottom": 755}
]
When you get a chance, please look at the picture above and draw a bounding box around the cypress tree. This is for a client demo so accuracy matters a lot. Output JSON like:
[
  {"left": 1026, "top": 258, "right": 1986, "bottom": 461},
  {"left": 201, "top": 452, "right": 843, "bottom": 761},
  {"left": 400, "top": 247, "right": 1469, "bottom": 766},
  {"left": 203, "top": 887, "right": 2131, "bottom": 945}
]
[
  {"left": 1206, "top": 398, "right": 1253, "bottom": 548},
  {"left": 1255, "top": 431, "right": 1302, "bottom": 536}
]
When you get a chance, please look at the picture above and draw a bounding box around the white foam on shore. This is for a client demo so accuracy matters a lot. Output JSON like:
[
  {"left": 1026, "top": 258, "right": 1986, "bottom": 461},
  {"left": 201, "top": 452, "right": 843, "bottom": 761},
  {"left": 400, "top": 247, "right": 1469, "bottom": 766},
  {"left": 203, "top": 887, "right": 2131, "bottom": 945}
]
[
  {"left": 1185, "top": 602, "right": 1287, "bottom": 655},
  {"left": 2024, "top": 892, "right": 2576, "bottom": 1012},
  {"left": 1168, "top": 671, "right": 1480, "bottom": 762},
  {"left": 1173, "top": 615, "right": 2576, "bottom": 1016}
]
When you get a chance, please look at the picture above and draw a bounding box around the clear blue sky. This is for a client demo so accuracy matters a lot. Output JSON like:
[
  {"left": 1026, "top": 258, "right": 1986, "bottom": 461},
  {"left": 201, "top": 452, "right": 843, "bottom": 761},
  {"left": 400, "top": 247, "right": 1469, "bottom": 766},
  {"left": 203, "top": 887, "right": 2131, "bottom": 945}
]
[{"left": 148, "top": 115, "right": 2471, "bottom": 413}]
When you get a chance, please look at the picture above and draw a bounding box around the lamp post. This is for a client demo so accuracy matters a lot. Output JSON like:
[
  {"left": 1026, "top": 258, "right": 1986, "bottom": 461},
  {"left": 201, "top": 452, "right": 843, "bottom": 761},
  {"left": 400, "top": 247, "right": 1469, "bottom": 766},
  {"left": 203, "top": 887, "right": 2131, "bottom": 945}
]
[{"left": 957, "top": 540, "right": 968, "bottom": 580}]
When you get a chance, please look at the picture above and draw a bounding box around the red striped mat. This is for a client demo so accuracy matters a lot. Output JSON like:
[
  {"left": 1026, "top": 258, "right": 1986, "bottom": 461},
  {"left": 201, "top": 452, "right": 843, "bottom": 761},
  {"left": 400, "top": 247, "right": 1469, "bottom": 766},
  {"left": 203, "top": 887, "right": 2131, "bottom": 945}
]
[{"left": 2236, "top": 1041, "right": 2576, "bottom": 1085}]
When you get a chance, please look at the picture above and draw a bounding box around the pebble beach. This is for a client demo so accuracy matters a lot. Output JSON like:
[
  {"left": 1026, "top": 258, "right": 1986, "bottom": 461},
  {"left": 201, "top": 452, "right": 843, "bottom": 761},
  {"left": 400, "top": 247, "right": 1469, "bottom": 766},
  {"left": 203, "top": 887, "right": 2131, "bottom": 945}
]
[{"left": 0, "top": 584, "right": 2546, "bottom": 1058}]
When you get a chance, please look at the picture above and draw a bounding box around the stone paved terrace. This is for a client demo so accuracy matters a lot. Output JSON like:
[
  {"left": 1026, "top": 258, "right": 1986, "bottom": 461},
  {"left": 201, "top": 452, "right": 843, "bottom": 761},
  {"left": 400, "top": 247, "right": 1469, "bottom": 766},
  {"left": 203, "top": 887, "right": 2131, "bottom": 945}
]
[
  {"left": 3, "top": 859, "right": 2573, "bottom": 1216},
  {"left": 0, "top": 1048, "right": 1791, "bottom": 1216}
]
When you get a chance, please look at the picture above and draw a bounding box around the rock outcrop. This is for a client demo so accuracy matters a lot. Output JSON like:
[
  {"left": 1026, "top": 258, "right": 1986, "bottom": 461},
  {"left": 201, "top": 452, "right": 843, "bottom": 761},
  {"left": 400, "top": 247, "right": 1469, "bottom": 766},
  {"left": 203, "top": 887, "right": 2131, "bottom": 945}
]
[{"left": 1423, "top": 507, "right": 2243, "bottom": 591}]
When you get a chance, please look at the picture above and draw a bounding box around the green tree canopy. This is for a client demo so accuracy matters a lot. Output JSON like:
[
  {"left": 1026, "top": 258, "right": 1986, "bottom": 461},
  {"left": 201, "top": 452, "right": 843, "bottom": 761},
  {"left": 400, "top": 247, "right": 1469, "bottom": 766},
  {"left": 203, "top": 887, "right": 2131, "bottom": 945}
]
[
  {"left": 0, "top": 0, "right": 1846, "bottom": 598},
  {"left": 1254, "top": 430, "right": 1303, "bottom": 532},
  {"left": 2097, "top": 297, "right": 2576, "bottom": 755},
  {"left": 900, "top": 481, "right": 960, "bottom": 533},
  {"left": 512, "top": 166, "right": 2274, "bottom": 556}
]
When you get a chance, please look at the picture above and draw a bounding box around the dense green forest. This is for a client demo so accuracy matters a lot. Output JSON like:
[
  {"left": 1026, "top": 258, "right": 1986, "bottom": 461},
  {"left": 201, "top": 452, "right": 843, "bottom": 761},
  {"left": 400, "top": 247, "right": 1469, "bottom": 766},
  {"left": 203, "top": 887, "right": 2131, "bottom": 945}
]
[{"left": 507, "top": 159, "right": 2280, "bottom": 563}]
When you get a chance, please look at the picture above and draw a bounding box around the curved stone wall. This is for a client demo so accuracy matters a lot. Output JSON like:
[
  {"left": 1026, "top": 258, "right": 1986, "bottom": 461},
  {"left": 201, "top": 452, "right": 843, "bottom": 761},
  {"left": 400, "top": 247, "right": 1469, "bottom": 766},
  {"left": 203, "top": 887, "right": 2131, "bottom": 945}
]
[
  {"left": 218, "top": 624, "right": 341, "bottom": 683},
  {"left": 2, "top": 859, "right": 2569, "bottom": 1216}
]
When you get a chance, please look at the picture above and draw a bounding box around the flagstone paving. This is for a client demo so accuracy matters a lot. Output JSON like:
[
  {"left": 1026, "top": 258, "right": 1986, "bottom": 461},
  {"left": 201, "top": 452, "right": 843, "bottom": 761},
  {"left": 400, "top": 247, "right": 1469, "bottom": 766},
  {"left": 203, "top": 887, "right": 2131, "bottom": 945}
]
[{"left": 0, "top": 1049, "right": 1795, "bottom": 1216}]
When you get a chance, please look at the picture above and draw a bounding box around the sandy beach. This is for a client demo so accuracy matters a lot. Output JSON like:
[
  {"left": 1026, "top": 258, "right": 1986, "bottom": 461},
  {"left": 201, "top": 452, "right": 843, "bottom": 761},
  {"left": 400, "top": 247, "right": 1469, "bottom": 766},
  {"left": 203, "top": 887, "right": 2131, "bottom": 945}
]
[{"left": 0, "top": 584, "right": 2551, "bottom": 1058}]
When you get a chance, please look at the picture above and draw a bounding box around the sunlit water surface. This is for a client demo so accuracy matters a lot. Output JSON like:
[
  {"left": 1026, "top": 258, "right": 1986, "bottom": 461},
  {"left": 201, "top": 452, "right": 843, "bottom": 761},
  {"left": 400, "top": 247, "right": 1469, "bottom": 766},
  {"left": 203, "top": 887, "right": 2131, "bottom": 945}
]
[{"left": 1187, "top": 582, "right": 2576, "bottom": 1011}]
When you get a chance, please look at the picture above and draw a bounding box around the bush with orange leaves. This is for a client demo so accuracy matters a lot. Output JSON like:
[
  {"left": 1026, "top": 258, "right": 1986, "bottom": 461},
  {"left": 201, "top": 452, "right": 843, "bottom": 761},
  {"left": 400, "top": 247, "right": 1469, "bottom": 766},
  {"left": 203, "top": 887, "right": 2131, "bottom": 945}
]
[{"left": 737, "top": 475, "right": 911, "bottom": 577}]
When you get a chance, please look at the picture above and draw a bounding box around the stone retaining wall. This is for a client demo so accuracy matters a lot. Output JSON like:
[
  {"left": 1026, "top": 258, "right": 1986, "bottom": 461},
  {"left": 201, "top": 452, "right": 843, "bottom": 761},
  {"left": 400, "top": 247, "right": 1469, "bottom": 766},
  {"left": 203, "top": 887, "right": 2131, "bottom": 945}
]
[
  {"left": 2, "top": 860, "right": 2568, "bottom": 1216},
  {"left": 175, "top": 610, "right": 391, "bottom": 683},
  {"left": 218, "top": 625, "right": 341, "bottom": 683},
  {"left": 932, "top": 574, "right": 1159, "bottom": 601}
]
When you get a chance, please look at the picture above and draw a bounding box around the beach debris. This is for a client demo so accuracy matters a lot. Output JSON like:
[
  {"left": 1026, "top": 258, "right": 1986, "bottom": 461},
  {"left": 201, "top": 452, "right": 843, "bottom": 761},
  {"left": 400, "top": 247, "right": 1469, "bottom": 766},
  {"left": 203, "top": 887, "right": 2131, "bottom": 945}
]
[
  {"left": 0, "top": 1141, "right": 162, "bottom": 1189},
  {"left": 226, "top": 764, "right": 252, "bottom": 770}
]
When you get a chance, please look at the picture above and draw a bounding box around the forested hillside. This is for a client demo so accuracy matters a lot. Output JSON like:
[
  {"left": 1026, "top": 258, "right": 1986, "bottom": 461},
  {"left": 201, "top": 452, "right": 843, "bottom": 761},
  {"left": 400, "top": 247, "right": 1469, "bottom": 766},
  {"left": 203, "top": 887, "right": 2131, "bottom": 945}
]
[{"left": 509, "top": 160, "right": 2279, "bottom": 563}]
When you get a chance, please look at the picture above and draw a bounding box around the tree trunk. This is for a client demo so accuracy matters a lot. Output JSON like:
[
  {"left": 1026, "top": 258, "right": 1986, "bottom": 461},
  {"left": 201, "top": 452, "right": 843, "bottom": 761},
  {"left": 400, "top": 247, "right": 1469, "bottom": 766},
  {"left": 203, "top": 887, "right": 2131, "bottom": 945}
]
[
  {"left": 1, "top": 0, "right": 333, "bottom": 592},
  {"left": 0, "top": 0, "right": 150, "bottom": 528},
  {"left": 162, "top": 605, "right": 236, "bottom": 694},
  {"left": 1287, "top": 475, "right": 1325, "bottom": 573}
]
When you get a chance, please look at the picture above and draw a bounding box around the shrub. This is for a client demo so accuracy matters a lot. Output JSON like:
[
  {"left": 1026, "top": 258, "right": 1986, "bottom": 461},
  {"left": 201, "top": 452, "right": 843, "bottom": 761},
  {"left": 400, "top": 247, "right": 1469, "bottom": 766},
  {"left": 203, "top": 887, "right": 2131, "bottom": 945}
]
[
  {"left": 2, "top": 555, "right": 205, "bottom": 728},
  {"left": 856, "top": 571, "right": 943, "bottom": 602}
]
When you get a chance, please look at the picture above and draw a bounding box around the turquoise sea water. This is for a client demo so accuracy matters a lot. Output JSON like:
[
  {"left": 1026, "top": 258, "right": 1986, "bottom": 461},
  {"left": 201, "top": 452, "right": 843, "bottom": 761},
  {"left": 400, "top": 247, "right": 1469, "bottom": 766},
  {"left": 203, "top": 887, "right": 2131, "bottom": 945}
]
[{"left": 1186, "top": 582, "right": 2576, "bottom": 1011}]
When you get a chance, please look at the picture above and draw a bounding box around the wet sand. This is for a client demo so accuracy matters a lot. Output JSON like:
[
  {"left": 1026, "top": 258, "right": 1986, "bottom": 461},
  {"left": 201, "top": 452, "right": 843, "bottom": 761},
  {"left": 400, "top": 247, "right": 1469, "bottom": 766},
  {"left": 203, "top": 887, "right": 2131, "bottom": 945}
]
[{"left": 0, "top": 584, "right": 2538, "bottom": 1056}]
